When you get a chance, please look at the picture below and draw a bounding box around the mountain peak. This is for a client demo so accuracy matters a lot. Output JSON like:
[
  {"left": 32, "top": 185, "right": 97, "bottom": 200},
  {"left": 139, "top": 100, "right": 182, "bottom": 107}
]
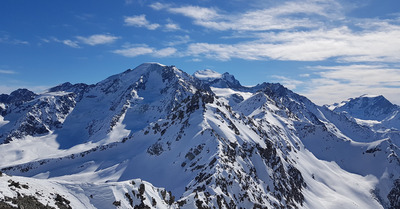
[
  {"left": 136, "top": 62, "right": 167, "bottom": 69},
  {"left": 0, "top": 88, "right": 36, "bottom": 104},
  {"left": 194, "top": 69, "right": 242, "bottom": 89},
  {"left": 331, "top": 94, "right": 398, "bottom": 120}
]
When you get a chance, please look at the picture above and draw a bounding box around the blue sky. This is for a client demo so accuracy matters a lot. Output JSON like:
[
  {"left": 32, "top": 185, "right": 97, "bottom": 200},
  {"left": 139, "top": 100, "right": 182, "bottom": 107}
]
[{"left": 1, "top": 0, "right": 400, "bottom": 105}]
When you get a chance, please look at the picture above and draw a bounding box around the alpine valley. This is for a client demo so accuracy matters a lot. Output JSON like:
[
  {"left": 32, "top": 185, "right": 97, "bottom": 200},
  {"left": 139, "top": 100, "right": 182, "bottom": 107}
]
[{"left": 0, "top": 63, "right": 399, "bottom": 209}]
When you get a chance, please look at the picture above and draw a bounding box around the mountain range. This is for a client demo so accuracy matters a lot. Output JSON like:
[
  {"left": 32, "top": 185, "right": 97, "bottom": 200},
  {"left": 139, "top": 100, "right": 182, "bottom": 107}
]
[{"left": 0, "top": 63, "right": 399, "bottom": 209}]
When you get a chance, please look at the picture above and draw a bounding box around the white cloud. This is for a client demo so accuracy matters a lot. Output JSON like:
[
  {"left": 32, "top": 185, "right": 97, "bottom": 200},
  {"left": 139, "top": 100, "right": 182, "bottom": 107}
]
[
  {"left": 149, "top": 1, "right": 400, "bottom": 63},
  {"left": 113, "top": 46, "right": 154, "bottom": 57},
  {"left": 0, "top": 69, "right": 16, "bottom": 74},
  {"left": 48, "top": 37, "right": 80, "bottom": 48},
  {"left": 0, "top": 35, "right": 29, "bottom": 45},
  {"left": 299, "top": 64, "right": 400, "bottom": 105},
  {"left": 185, "top": 24, "right": 400, "bottom": 62},
  {"left": 154, "top": 47, "right": 177, "bottom": 57},
  {"left": 149, "top": 2, "right": 169, "bottom": 10},
  {"left": 46, "top": 34, "right": 118, "bottom": 48},
  {"left": 168, "top": 6, "right": 220, "bottom": 20},
  {"left": 112, "top": 45, "right": 177, "bottom": 58},
  {"left": 62, "top": 40, "right": 80, "bottom": 48},
  {"left": 153, "top": 0, "right": 342, "bottom": 31},
  {"left": 124, "top": 15, "right": 160, "bottom": 30},
  {"left": 191, "top": 58, "right": 202, "bottom": 62},
  {"left": 165, "top": 23, "right": 181, "bottom": 31},
  {"left": 76, "top": 34, "right": 119, "bottom": 46}
]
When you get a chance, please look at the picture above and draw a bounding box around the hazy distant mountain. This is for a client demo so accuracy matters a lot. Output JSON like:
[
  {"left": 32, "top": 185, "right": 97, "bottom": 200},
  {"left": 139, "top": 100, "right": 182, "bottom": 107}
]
[{"left": 0, "top": 63, "right": 399, "bottom": 209}]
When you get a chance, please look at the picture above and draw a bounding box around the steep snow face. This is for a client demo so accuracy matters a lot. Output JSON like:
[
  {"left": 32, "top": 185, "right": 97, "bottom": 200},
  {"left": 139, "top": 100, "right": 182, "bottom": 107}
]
[
  {"left": 45, "top": 63, "right": 200, "bottom": 148},
  {"left": 1, "top": 63, "right": 400, "bottom": 208},
  {"left": 0, "top": 173, "right": 177, "bottom": 209}
]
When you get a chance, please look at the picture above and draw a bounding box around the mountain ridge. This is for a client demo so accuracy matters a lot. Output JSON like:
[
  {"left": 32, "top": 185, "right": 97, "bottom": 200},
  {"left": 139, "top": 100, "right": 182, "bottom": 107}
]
[{"left": 0, "top": 63, "right": 399, "bottom": 209}]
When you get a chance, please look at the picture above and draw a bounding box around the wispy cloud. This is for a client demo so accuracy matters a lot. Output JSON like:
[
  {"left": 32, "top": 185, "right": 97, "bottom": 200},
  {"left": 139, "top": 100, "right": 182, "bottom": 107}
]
[
  {"left": 112, "top": 45, "right": 177, "bottom": 58},
  {"left": 74, "top": 13, "right": 95, "bottom": 21},
  {"left": 149, "top": 2, "right": 169, "bottom": 10},
  {"left": 113, "top": 46, "right": 153, "bottom": 57},
  {"left": 148, "top": 2, "right": 400, "bottom": 63},
  {"left": 165, "top": 35, "right": 190, "bottom": 46},
  {"left": 124, "top": 15, "right": 160, "bottom": 30},
  {"left": 185, "top": 24, "right": 400, "bottom": 62},
  {"left": 48, "top": 37, "right": 80, "bottom": 48},
  {"left": 154, "top": 47, "right": 177, "bottom": 57},
  {"left": 45, "top": 34, "right": 119, "bottom": 48},
  {"left": 76, "top": 34, "right": 119, "bottom": 46},
  {"left": 62, "top": 39, "right": 80, "bottom": 48},
  {"left": 165, "top": 22, "right": 181, "bottom": 31},
  {"left": 0, "top": 35, "right": 29, "bottom": 45},
  {"left": 168, "top": 6, "right": 220, "bottom": 21},
  {"left": 0, "top": 69, "right": 16, "bottom": 74},
  {"left": 298, "top": 64, "right": 400, "bottom": 105},
  {"left": 151, "top": 0, "right": 341, "bottom": 31}
]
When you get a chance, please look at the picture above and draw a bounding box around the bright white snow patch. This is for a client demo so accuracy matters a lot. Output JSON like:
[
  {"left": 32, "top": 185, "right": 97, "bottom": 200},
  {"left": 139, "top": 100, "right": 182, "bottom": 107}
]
[{"left": 354, "top": 118, "right": 381, "bottom": 127}]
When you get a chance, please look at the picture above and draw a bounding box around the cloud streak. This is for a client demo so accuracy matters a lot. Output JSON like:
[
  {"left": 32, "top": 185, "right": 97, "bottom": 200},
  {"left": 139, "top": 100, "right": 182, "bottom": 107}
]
[
  {"left": 0, "top": 35, "right": 29, "bottom": 45},
  {"left": 62, "top": 39, "right": 80, "bottom": 48},
  {"left": 151, "top": 0, "right": 342, "bottom": 31},
  {"left": 76, "top": 34, "right": 119, "bottom": 46},
  {"left": 185, "top": 24, "right": 400, "bottom": 62},
  {"left": 112, "top": 45, "right": 177, "bottom": 57},
  {"left": 46, "top": 34, "right": 119, "bottom": 48},
  {"left": 0, "top": 69, "right": 16, "bottom": 74}
]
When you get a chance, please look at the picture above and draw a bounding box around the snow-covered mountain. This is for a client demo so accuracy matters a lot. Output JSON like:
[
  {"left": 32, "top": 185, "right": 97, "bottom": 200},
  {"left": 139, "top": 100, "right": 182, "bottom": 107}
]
[
  {"left": 0, "top": 63, "right": 399, "bottom": 209},
  {"left": 328, "top": 95, "right": 400, "bottom": 145},
  {"left": 328, "top": 95, "right": 398, "bottom": 121}
]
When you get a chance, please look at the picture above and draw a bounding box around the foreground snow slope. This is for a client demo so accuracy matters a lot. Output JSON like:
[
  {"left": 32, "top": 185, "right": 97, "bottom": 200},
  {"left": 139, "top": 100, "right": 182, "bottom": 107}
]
[
  {"left": 0, "top": 63, "right": 399, "bottom": 208},
  {"left": 0, "top": 172, "right": 177, "bottom": 209}
]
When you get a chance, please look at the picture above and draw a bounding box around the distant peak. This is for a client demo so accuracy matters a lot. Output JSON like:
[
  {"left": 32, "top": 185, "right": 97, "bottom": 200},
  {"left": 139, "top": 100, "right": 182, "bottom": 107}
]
[
  {"left": 351, "top": 94, "right": 392, "bottom": 105},
  {"left": 358, "top": 94, "right": 383, "bottom": 99},
  {"left": 0, "top": 88, "right": 36, "bottom": 104},
  {"left": 331, "top": 94, "right": 397, "bottom": 120},
  {"left": 137, "top": 62, "right": 166, "bottom": 68}
]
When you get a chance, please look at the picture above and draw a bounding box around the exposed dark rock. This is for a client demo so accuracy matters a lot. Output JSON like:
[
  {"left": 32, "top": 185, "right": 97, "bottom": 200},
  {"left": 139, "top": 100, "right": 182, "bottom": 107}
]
[
  {"left": 0, "top": 195, "right": 55, "bottom": 209},
  {"left": 388, "top": 179, "right": 400, "bottom": 209}
]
